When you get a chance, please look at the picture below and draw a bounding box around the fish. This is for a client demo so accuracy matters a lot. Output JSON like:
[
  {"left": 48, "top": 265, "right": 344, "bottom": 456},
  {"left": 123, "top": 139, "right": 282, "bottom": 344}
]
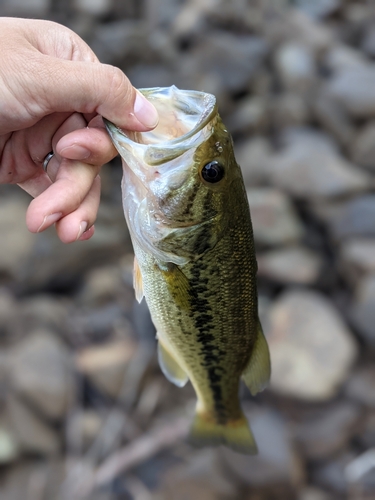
[{"left": 104, "top": 85, "right": 271, "bottom": 455}]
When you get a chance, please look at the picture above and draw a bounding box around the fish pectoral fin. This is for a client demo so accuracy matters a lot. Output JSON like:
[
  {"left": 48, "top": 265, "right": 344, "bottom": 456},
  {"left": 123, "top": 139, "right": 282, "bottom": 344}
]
[
  {"left": 159, "top": 263, "right": 191, "bottom": 310},
  {"left": 157, "top": 338, "right": 189, "bottom": 388},
  {"left": 133, "top": 256, "right": 144, "bottom": 303},
  {"left": 242, "top": 319, "right": 271, "bottom": 396},
  {"left": 189, "top": 410, "right": 258, "bottom": 455}
]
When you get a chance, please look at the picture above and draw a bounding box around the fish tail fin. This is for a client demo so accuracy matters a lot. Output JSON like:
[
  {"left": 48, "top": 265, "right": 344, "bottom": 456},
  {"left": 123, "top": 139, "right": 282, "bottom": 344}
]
[{"left": 189, "top": 411, "right": 258, "bottom": 455}]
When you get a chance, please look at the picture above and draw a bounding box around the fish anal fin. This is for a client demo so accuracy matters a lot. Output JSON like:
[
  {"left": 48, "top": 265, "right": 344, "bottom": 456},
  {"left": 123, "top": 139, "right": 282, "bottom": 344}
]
[
  {"left": 157, "top": 338, "right": 189, "bottom": 388},
  {"left": 133, "top": 256, "right": 144, "bottom": 303},
  {"left": 189, "top": 411, "right": 258, "bottom": 455},
  {"left": 242, "top": 319, "right": 271, "bottom": 396}
]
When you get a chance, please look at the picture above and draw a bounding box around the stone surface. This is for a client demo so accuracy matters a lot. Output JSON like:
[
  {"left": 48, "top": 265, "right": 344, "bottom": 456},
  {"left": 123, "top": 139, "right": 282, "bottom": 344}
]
[
  {"left": 350, "top": 274, "right": 375, "bottom": 345},
  {"left": 351, "top": 121, "right": 375, "bottom": 170},
  {"left": 6, "top": 395, "right": 60, "bottom": 455},
  {"left": 293, "top": 402, "right": 360, "bottom": 460},
  {"left": 257, "top": 246, "right": 323, "bottom": 285},
  {"left": 9, "top": 331, "right": 75, "bottom": 420},
  {"left": 75, "top": 338, "right": 137, "bottom": 398},
  {"left": 345, "top": 366, "right": 375, "bottom": 407},
  {"left": 74, "top": 0, "right": 111, "bottom": 16},
  {"left": 266, "top": 290, "right": 358, "bottom": 400},
  {"left": 275, "top": 42, "right": 316, "bottom": 91},
  {"left": 236, "top": 136, "right": 273, "bottom": 187},
  {"left": 0, "top": 427, "right": 18, "bottom": 464},
  {"left": 268, "top": 129, "right": 370, "bottom": 198},
  {"left": 220, "top": 407, "right": 303, "bottom": 487},
  {"left": 340, "top": 238, "right": 375, "bottom": 275},
  {"left": 328, "top": 65, "right": 375, "bottom": 118},
  {"left": 247, "top": 188, "right": 304, "bottom": 246}
]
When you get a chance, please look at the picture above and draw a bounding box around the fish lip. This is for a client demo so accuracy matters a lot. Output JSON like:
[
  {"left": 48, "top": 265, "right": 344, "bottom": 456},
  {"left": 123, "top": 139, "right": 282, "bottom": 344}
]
[{"left": 103, "top": 86, "right": 218, "bottom": 157}]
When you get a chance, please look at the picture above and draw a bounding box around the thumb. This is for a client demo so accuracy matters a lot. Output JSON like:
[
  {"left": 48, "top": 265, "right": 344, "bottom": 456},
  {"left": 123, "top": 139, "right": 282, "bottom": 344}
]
[{"left": 30, "top": 57, "right": 159, "bottom": 131}]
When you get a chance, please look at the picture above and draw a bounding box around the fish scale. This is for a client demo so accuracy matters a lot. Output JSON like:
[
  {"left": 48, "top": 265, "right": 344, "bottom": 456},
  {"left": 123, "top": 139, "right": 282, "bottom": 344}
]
[{"left": 105, "top": 86, "right": 271, "bottom": 454}]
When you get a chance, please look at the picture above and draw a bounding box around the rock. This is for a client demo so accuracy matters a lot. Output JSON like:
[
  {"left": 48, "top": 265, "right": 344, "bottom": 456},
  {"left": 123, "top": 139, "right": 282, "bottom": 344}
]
[
  {"left": 89, "top": 20, "right": 148, "bottom": 65},
  {"left": 78, "top": 264, "right": 129, "bottom": 306},
  {"left": 340, "top": 238, "right": 375, "bottom": 275},
  {"left": 345, "top": 366, "right": 375, "bottom": 407},
  {"left": 294, "top": 0, "right": 341, "bottom": 19},
  {"left": 266, "top": 290, "right": 358, "bottom": 400},
  {"left": 361, "top": 23, "right": 375, "bottom": 58},
  {"left": 75, "top": 338, "right": 137, "bottom": 398},
  {"left": 352, "top": 121, "right": 375, "bottom": 170},
  {"left": 226, "top": 96, "right": 269, "bottom": 134},
  {"left": 257, "top": 246, "right": 323, "bottom": 285},
  {"left": 0, "top": 289, "right": 17, "bottom": 344},
  {"left": 351, "top": 275, "right": 375, "bottom": 345},
  {"left": 6, "top": 395, "right": 60, "bottom": 455},
  {"left": 327, "top": 65, "right": 375, "bottom": 118},
  {"left": 272, "top": 93, "right": 310, "bottom": 128},
  {"left": 9, "top": 330, "right": 75, "bottom": 420},
  {"left": 247, "top": 188, "right": 305, "bottom": 246},
  {"left": 68, "top": 410, "right": 103, "bottom": 450},
  {"left": 0, "top": 197, "right": 36, "bottom": 280},
  {"left": 313, "top": 90, "right": 355, "bottom": 147},
  {"left": 275, "top": 42, "right": 316, "bottom": 91},
  {"left": 74, "top": 0, "right": 111, "bottom": 16},
  {"left": 312, "top": 453, "right": 355, "bottom": 493},
  {"left": 235, "top": 136, "right": 273, "bottom": 187},
  {"left": 268, "top": 128, "right": 370, "bottom": 199},
  {"left": 324, "top": 44, "right": 367, "bottom": 72},
  {"left": 158, "top": 449, "right": 237, "bottom": 499},
  {"left": 182, "top": 32, "right": 268, "bottom": 93},
  {"left": 293, "top": 402, "right": 361, "bottom": 460},
  {"left": 298, "top": 486, "right": 335, "bottom": 500},
  {"left": 0, "top": 427, "right": 19, "bottom": 464},
  {"left": 358, "top": 412, "right": 375, "bottom": 449},
  {"left": 220, "top": 407, "right": 303, "bottom": 487},
  {"left": 1, "top": 0, "right": 50, "bottom": 16}
]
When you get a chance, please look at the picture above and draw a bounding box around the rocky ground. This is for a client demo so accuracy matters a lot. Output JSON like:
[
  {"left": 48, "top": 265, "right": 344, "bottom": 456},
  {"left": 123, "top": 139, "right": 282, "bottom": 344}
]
[{"left": 0, "top": 0, "right": 374, "bottom": 499}]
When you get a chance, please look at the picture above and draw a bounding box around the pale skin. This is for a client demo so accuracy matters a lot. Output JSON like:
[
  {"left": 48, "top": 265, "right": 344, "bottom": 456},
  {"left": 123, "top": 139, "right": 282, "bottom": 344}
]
[{"left": 0, "top": 17, "right": 159, "bottom": 243}]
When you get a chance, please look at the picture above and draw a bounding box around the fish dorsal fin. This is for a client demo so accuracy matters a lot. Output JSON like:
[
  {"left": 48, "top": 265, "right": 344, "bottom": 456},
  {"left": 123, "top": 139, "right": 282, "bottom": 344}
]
[
  {"left": 242, "top": 319, "right": 271, "bottom": 396},
  {"left": 133, "top": 256, "right": 144, "bottom": 303},
  {"left": 157, "top": 338, "right": 189, "bottom": 388}
]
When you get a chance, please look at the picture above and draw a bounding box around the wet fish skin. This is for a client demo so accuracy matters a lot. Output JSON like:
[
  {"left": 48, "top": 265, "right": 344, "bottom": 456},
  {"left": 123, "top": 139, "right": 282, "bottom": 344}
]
[{"left": 105, "top": 86, "right": 270, "bottom": 454}]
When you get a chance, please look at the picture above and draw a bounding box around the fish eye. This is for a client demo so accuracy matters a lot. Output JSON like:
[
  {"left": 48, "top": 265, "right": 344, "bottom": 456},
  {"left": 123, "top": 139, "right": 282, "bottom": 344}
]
[{"left": 201, "top": 161, "right": 224, "bottom": 183}]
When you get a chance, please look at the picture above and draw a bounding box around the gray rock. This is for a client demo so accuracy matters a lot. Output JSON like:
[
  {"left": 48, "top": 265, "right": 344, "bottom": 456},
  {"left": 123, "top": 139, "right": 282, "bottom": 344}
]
[
  {"left": 236, "top": 136, "right": 273, "bottom": 187},
  {"left": 272, "top": 93, "right": 310, "bottom": 128},
  {"left": 358, "top": 412, "right": 375, "bottom": 448},
  {"left": 275, "top": 42, "right": 316, "bottom": 91},
  {"left": 267, "top": 290, "right": 358, "bottom": 400},
  {"left": 345, "top": 366, "right": 375, "bottom": 407},
  {"left": 362, "top": 23, "right": 375, "bottom": 58},
  {"left": 0, "top": 427, "right": 19, "bottom": 464},
  {"left": 220, "top": 407, "right": 303, "bottom": 487},
  {"left": 9, "top": 330, "right": 75, "bottom": 420},
  {"left": 268, "top": 129, "right": 370, "bottom": 199},
  {"left": 298, "top": 486, "right": 335, "bottom": 500},
  {"left": 352, "top": 122, "right": 375, "bottom": 170},
  {"left": 351, "top": 274, "right": 375, "bottom": 345},
  {"left": 313, "top": 454, "right": 355, "bottom": 493},
  {"left": 328, "top": 65, "right": 375, "bottom": 118},
  {"left": 74, "top": 0, "right": 111, "bottom": 16},
  {"left": 293, "top": 402, "right": 361, "bottom": 460},
  {"left": 247, "top": 188, "right": 305, "bottom": 246},
  {"left": 320, "top": 196, "right": 375, "bottom": 241},
  {"left": 6, "top": 395, "right": 60, "bottom": 455},
  {"left": 0, "top": 0, "right": 50, "bottom": 16},
  {"left": 257, "top": 246, "right": 323, "bottom": 285},
  {"left": 294, "top": 0, "right": 341, "bottom": 19},
  {"left": 324, "top": 45, "right": 367, "bottom": 73},
  {"left": 75, "top": 338, "right": 137, "bottom": 398},
  {"left": 226, "top": 96, "right": 269, "bottom": 134},
  {"left": 340, "top": 238, "right": 375, "bottom": 275}
]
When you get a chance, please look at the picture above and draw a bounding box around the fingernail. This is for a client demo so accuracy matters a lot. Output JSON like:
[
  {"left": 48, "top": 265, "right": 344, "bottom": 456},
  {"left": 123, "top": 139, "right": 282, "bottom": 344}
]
[
  {"left": 37, "top": 212, "right": 62, "bottom": 233},
  {"left": 60, "top": 145, "right": 91, "bottom": 160},
  {"left": 134, "top": 91, "right": 159, "bottom": 129},
  {"left": 76, "top": 221, "right": 88, "bottom": 241}
]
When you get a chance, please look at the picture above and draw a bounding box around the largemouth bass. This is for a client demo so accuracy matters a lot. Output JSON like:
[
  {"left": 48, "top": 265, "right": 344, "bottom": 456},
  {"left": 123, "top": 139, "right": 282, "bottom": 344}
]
[{"left": 105, "top": 86, "right": 270, "bottom": 454}]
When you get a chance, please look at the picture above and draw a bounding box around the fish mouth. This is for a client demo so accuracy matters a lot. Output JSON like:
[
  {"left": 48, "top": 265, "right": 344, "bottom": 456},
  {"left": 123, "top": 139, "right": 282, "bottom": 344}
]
[{"left": 104, "top": 86, "right": 217, "bottom": 167}]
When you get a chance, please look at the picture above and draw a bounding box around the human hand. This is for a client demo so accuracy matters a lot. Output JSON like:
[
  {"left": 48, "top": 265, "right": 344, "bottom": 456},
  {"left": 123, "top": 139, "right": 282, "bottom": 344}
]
[{"left": 0, "top": 17, "right": 158, "bottom": 242}]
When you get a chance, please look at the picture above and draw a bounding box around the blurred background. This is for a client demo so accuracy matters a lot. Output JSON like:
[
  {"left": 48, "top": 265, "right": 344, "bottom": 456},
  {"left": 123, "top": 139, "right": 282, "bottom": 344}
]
[{"left": 0, "top": 0, "right": 374, "bottom": 498}]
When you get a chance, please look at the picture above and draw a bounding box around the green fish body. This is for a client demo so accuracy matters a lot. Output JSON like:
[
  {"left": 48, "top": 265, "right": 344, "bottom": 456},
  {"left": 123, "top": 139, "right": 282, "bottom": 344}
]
[{"left": 105, "top": 86, "right": 271, "bottom": 454}]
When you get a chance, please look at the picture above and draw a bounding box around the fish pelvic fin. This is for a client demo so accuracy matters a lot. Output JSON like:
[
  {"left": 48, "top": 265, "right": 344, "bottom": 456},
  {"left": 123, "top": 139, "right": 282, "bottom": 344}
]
[
  {"left": 157, "top": 338, "right": 189, "bottom": 388},
  {"left": 242, "top": 319, "right": 271, "bottom": 396},
  {"left": 133, "top": 256, "right": 144, "bottom": 303},
  {"left": 189, "top": 411, "right": 258, "bottom": 455}
]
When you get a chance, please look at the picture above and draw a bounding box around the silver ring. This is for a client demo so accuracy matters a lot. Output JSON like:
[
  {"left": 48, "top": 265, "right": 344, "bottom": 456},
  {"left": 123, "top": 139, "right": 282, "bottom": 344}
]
[{"left": 43, "top": 151, "right": 54, "bottom": 172}]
